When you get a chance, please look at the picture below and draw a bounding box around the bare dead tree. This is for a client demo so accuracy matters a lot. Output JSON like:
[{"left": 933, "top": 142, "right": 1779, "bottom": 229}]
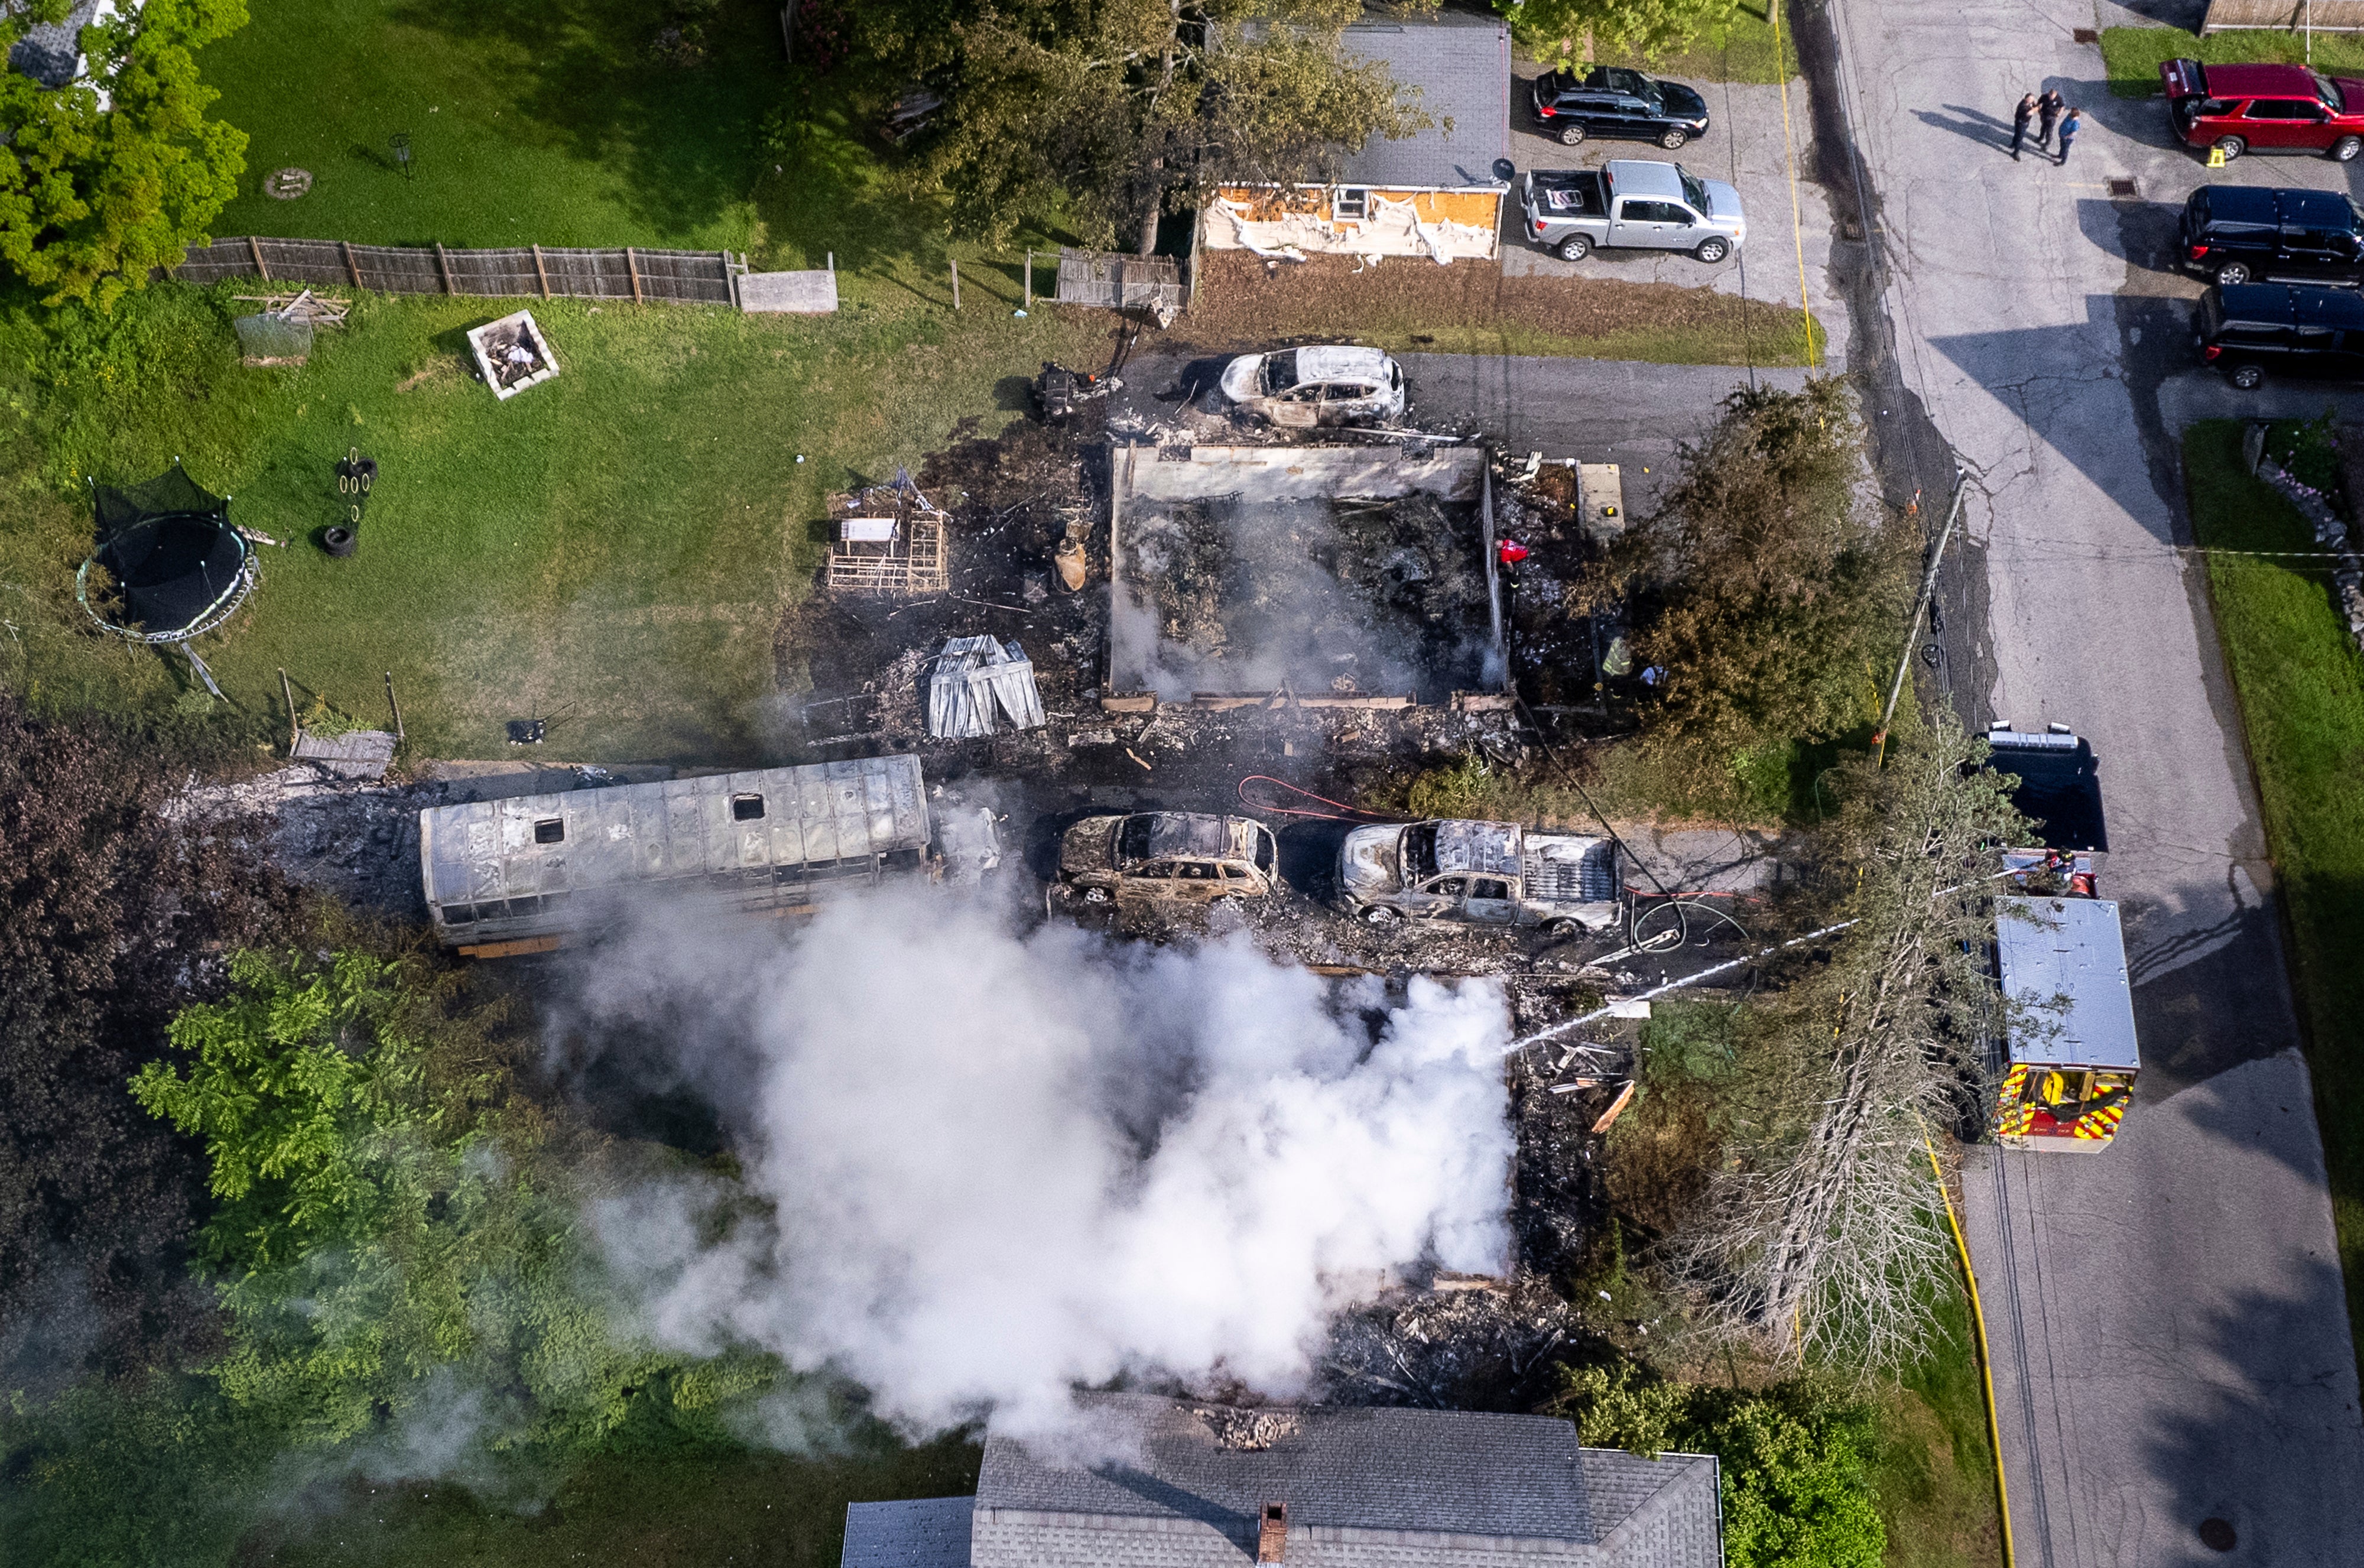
[{"left": 1670, "top": 718, "right": 2025, "bottom": 1370}]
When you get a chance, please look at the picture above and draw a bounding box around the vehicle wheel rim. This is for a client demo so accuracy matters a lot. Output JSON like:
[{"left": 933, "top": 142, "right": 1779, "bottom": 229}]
[
  {"left": 2235, "top": 368, "right": 2261, "bottom": 387},
  {"left": 2342, "top": 138, "right": 2362, "bottom": 160},
  {"left": 2220, "top": 265, "right": 2247, "bottom": 284},
  {"left": 1662, "top": 132, "right": 1685, "bottom": 149},
  {"left": 2218, "top": 139, "right": 2243, "bottom": 159},
  {"left": 1703, "top": 242, "right": 1726, "bottom": 261},
  {"left": 1561, "top": 126, "right": 1583, "bottom": 144}
]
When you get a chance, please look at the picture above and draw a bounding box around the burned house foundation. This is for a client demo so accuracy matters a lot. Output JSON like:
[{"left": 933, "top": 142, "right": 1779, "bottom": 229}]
[{"left": 1105, "top": 443, "right": 1510, "bottom": 713}]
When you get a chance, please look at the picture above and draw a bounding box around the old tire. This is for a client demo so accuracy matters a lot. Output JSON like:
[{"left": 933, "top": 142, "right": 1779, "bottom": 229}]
[
  {"left": 322, "top": 525, "right": 357, "bottom": 557},
  {"left": 2229, "top": 363, "right": 2265, "bottom": 390},
  {"left": 1694, "top": 236, "right": 1732, "bottom": 264},
  {"left": 2213, "top": 135, "right": 2246, "bottom": 162},
  {"left": 1080, "top": 885, "right": 1110, "bottom": 904},
  {"left": 1659, "top": 128, "right": 1689, "bottom": 150},
  {"left": 1359, "top": 904, "right": 1399, "bottom": 926},
  {"left": 2336, "top": 135, "right": 2363, "bottom": 162},
  {"left": 1558, "top": 122, "right": 1587, "bottom": 146},
  {"left": 1556, "top": 233, "right": 1593, "bottom": 262}
]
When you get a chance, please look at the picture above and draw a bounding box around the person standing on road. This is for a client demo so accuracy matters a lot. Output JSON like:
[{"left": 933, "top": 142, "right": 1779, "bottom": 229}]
[
  {"left": 2057, "top": 106, "right": 2084, "bottom": 164},
  {"left": 2011, "top": 92, "right": 2039, "bottom": 160},
  {"left": 2037, "top": 88, "right": 2065, "bottom": 150}
]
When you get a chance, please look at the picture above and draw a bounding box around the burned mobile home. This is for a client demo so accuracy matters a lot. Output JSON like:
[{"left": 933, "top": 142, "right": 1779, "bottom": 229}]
[
  {"left": 1105, "top": 443, "right": 1508, "bottom": 710},
  {"left": 418, "top": 756, "right": 931, "bottom": 956}
]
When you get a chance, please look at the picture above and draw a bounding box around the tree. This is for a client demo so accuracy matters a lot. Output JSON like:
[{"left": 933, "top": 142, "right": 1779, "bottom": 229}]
[
  {"left": 863, "top": 0, "right": 1431, "bottom": 252},
  {"left": 131, "top": 949, "right": 769, "bottom": 1460},
  {"left": 1550, "top": 1362, "right": 1886, "bottom": 1568},
  {"left": 1494, "top": 0, "right": 1740, "bottom": 63},
  {"left": 1615, "top": 378, "right": 1916, "bottom": 762},
  {"left": 1667, "top": 716, "right": 2025, "bottom": 1368},
  {"left": 0, "top": 693, "right": 294, "bottom": 1387},
  {"left": 0, "top": 0, "right": 251, "bottom": 309}
]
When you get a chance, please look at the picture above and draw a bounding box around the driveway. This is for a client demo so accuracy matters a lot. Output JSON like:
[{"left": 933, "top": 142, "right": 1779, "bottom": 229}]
[
  {"left": 1815, "top": 0, "right": 2364, "bottom": 1561},
  {"left": 1502, "top": 66, "right": 1852, "bottom": 369}
]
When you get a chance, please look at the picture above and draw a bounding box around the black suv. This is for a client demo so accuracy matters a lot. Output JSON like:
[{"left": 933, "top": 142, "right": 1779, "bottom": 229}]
[
  {"left": 2180, "top": 184, "right": 2364, "bottom": 285},
  {"left": 1529, "top": 67, "right": 1710, "bottom": 150},
  {"left": 2195, "top": 282, "right": 2364, "bottom": 387}
]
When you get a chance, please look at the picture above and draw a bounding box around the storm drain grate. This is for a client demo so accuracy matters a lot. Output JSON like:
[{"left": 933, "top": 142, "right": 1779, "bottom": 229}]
[
  {"left": 2073, "top": 27, "right": 2099, "bottom": 43},
  {"left": 2108, "top": 177, "right": 2138, "bottom": 199}
]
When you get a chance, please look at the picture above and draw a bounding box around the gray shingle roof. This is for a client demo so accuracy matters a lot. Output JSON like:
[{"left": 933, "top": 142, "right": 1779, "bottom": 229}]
[
  {"left": 844, "top": 1497, "right": 976, "bottom": 1568},
  {"left": 966, "top": 1395, "right": 1722, "bottom": 1568},
  {"left": 1337, "top": 11, "right": 1510, "bottom": 189}
]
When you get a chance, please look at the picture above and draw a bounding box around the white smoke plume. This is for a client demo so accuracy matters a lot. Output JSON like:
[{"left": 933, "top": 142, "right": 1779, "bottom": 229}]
[{"left": 574, "top": 885, "right": 1514, "bottom": 1440}]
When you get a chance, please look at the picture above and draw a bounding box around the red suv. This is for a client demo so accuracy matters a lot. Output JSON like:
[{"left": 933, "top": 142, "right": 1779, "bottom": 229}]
[{"left": 2161, "top": 59, "right": 2364, "bottom": 162}]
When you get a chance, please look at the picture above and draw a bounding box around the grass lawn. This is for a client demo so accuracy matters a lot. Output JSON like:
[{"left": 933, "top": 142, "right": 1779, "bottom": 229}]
[
  {"left": 0, "top": 278, "right": 1109, "bottom": 762},
  {"left": 1524, "top": 0, "right": 1799, "bottom": 85},
  {"left": 199, "top": 0, "right": 777, "bottom": 251},
  {"left": 2183, "top": 419, "right": 2364, "bottom": 1372},
  {"left": 1869, "top": 1273, "right": 2005, "bottom": 1568},
  {"left": 2099, "top": 25, "right": 2364, "bottom": 99},
  {"left": 235, "top": 1434, "right": 982, "bottom": 1567}
]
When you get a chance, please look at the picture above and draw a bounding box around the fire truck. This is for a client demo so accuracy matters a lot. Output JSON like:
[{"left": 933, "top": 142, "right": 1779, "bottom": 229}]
[{"left": 1985, "top": 725, "right": 2141, "bottom": 1151}]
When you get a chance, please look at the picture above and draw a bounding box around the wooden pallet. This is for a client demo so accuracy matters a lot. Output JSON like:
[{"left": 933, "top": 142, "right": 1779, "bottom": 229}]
[{"left": 826, "top": 509, "right": 948, "bottom": 594}]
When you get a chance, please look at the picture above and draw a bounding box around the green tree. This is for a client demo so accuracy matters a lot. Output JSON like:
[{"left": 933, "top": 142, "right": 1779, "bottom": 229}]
[
  {"left": 1610, "top": 377, "right": 1914, "bottom": 764},
  {"left": 862, "top": 0, "right": 1432, "bottom": 251},
  {"left": 1495, "top": 0, "right": 1739, "bottom": 61},
  {"left": 131, "top": 950, "right": 764, "bottom": 1459},
  {"left": 1549, "top": 1364, "right": 1886, "bottom": 1568},
  {"left": 0, "top": 0, "right": 251, "bottom": 309}
]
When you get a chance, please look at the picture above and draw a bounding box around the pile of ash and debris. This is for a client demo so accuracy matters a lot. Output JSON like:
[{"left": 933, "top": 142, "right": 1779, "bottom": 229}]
[{"left": 1119, "top": 490, "right": 1491, "bottom": 703}]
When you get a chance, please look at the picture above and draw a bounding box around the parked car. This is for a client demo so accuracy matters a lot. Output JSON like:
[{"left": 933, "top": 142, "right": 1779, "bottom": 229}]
[
  {"left": 2180, "top": 184, "right": 2364, "bottom": 285},
  {"left": 1219, "top": 346, "right": 1407, "bottom": 427},
  {"left": 2160, "top": 57, "right": 2364, "bottom": 161},
  {"left": 1528, "top": 66, "right": 1710, "bottom": 150},
  {"left": 1521, "top": 161, "right": 1745, "bottom": 264},
  {"left": 1058, "top": 811, "right": 1280, "bottom": 904},
  {"left": 2193, "top": 281, "right": 2364, "bottom": 388},
  {"left": 1336, "top": 819, "right": 1621, "bottom": 934}
]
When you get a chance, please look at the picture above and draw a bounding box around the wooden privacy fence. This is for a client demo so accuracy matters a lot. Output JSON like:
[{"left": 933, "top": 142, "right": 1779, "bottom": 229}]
[
  {"left": 1054, "top": 247, "right": 1186, "bottom": 313},
  {"left": 171, "top": 237, "right": 746, "bottom": 306},
  {"left": 2201, "top": 0, "right": 2364, "bottom": 30}
]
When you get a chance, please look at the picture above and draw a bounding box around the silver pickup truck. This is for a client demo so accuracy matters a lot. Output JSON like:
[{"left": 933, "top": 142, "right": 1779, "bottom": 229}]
[
  {"left": 1521, "top": 160, "right": 1746, "bottom": 264},
  {"left": 1337, "top": 819, "right": 1621, "bottom": 934}
]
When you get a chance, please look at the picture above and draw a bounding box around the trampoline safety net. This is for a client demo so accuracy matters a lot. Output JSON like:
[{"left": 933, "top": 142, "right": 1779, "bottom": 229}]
[{"left": 82, "top": 463, "right": 251, "bottom": 641}]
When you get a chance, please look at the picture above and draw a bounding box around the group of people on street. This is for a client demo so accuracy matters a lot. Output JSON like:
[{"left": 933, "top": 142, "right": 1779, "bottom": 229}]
[{"left": 2011, "top": 89, "right": 2082, "bottom": 163}]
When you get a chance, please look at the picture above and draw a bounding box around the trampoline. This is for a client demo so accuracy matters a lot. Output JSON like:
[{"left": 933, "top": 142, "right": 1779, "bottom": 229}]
[{"left": 76, "top": 462, "right": 253, "bottom": 644}]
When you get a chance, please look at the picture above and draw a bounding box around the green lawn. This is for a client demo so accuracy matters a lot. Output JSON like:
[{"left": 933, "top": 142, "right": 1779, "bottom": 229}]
[
  {"left": 242, "top": 1435, "right": 980, "bottom": 1567},
  {"left": 1869, "top": 1275, "right": 2005, "bottom": 1568},
  {"left": 199, "top": 0, "right": 776, "bottom": 251},
  {"left": 1574, "top": 0, "right": 1800, "bottom": 85},
  {"left": 2099, "top": 25, "right": 2364, "bottom": 99},
  {"left": 0, "top": 279, "right": 1108, "bottom": 762},
  {"left": 2184, "top": 420, "right": 2364, "bottom": 1373}
]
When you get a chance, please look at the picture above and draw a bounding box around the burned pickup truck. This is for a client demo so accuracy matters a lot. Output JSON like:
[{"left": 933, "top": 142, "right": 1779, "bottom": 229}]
[{"left": 1337, "top": 819, "right": 1621, "bottom": 934}]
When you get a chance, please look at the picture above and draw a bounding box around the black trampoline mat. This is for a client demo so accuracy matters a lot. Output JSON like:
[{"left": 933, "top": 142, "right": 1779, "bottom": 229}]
[{"left": 94, "top": 514, "right": 244, "bottom": 634}]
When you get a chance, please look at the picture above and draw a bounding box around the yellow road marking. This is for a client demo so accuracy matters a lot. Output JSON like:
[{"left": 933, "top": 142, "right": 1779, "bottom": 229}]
[{"left": 1772, "top": 2, "right": 1817, "bottom": 361}]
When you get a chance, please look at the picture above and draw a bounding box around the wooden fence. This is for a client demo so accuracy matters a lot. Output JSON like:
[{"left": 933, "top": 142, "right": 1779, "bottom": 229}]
[
  {"left": 2201, "top": 0, "right": 2364, "bottom": 31},
  {"left": 1055, "top": 247, "right": 1186, "bottom": 313},
  {"left": 171, "top": 238, "right": 745, "bottom": 306}
]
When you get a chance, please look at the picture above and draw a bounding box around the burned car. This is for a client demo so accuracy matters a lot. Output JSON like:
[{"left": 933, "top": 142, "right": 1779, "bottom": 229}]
[
  {"left": 1218, "top": 345, "right": 1407, "bottom": 428},
  {"left": 1337, "top": 819, "right": 1620, "bottom": 933},
  {"left": 1058, "top": 811, "right": 1281, "bottom": 904}
]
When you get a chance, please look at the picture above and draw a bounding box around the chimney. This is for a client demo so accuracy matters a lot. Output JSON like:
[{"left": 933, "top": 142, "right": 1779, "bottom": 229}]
[{"left": 1256, "top": 1501, "right": 1288, "bottom": 1564}]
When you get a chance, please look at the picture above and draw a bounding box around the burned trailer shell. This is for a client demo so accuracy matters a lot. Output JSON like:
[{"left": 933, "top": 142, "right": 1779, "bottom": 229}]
[{"left": 419, "top": 757, "right": 932, "bottom": 956}]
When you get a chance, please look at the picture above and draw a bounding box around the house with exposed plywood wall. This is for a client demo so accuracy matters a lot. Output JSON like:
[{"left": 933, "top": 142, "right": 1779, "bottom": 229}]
[{"left": 1200, "top": 9, "right": 1511, "bottom": 266}]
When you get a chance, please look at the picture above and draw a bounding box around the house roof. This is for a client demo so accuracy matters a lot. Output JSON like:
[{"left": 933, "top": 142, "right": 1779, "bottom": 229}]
[
  {"left": 843, "top": 1498, "right": 975, "bottom": 1568},
  {"left": 963, "top": 1394, "right": 1723, "bottom": 1568},
  {"left": 6, "top": 1, "right": 102, "bottom": 90},
  {"left": 1336, "top": 10, "right": 1510, "bottom": 189}
]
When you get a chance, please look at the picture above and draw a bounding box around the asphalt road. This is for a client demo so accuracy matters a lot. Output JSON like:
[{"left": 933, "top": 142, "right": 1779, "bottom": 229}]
[{"left": 1808, "top": 0, "right": 2364, "bottom": 1562}]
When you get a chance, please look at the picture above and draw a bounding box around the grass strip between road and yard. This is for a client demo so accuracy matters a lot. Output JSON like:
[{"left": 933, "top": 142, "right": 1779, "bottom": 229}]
[
  {"left": 2100, "top": 25, "right": 2364, "bottom": 99},
  {"left": 2184, "top": 419, "right": 2364, "bottom": 1375}
]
